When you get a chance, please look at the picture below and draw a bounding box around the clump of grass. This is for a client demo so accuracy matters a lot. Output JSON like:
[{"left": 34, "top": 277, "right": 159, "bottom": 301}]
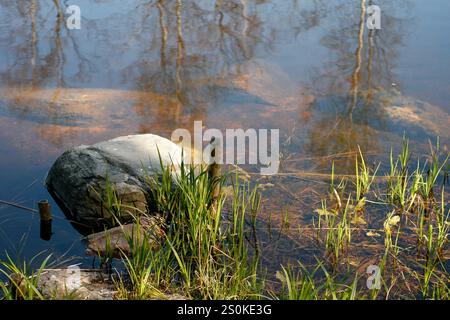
[
  {"left": 0, "top": 252, "right": 51, "bottom": 300},
  {"left": 313, "top": 149, "right": 378, "bottom": 268},
  {"left": 387, "top": 138, "right": 410, "bottom": 208},
  {"left": 383, "top": 211, "right": 401, "bottom": 256},
  {"left": 387, "top": 137, "right": 448, "bottom": 214},
  {"left": 430, "top": 279, "right": 450, "bottom": 300},
  {"left": 355, "top": 146, "right": 379, "bottom": 203},
  {"left": 413, "top": 188, "right": 449, "bottom": 299},
  {"left": 113, "top": 163, "right": 264, "bottom": 299},
  {"left": 274, "top": 263, "right": 319, "bottom": 300},
  {"left": 273, "top": 261, "right": 360, "bottom": 300},
  {"left": 435, "top": 188, "right": 449, "bottom": 259},
  {"left": 419, "top": 138, "right": 448, "bottom": 205},
  {"left": 321, "top": 266, "right": 359, "bottom": 300},
  {"left": 95, "top": 228, "right": 114, "bottom": 271},
  {"left": 116, "top": 218, "right": 165, "bottom": 300},
  {"left": 314, "top": 198, "right": 352, "bottom": 267}
]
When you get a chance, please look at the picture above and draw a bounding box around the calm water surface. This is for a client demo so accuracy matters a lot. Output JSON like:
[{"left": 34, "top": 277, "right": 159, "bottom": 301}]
[{"left": 0, "top": 0, "right": 449, "bottom": 266}]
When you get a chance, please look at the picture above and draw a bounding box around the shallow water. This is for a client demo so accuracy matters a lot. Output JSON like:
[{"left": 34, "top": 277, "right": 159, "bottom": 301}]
[{"left": 0, "top": 0, "right": 449, "bottom": 267}]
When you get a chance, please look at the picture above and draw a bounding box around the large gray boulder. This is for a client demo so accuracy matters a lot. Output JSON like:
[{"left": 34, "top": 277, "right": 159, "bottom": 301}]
[{"left": 46, "top": 134, "right": 183, "bottom": 231}]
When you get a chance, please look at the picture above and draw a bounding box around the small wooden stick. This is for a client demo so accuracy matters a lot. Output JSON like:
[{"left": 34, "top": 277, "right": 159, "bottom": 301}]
[
  {"left": 0, "top": 200, "right": 38, "bottom": 213},
  {"left": 38, "top": 200, "right": 52, "bottom": 222},
  {"left": 208, "top": 137, "right": 222, "bottom": 209}
]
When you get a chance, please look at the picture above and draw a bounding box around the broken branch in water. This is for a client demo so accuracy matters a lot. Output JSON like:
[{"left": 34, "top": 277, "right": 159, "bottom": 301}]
[{"left": 0, "top": 200, "right": 38, "bottom": 213}]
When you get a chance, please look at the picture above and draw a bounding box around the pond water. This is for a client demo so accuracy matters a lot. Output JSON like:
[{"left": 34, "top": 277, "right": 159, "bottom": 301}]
[{"left": 0, "top": 0, "right": 449, "bottom": 268}]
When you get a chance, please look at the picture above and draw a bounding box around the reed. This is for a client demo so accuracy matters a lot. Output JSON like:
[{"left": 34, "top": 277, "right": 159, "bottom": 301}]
[{"left": 0, "top": 252, "right": 51, "bottom": 300}]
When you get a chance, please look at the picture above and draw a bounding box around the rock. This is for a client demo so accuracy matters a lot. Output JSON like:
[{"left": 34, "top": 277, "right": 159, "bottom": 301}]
[
  {"left": 376, "top": 89, "right": 450, "bottom": 139},
  {"left": 37, "top": 269, "right": 117, "bottom": 300},
  {"left": 46, "top": 134, "right": 183, "bottom": 230},
  {"left": 312, "top": 88, "right": 450, "bottom": 140},
  {"left": 85, "top": 216, "right": 165, "bottom": 258},
  {"left": 35, "top": 268, "right": 189, "bottom": 300}
]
